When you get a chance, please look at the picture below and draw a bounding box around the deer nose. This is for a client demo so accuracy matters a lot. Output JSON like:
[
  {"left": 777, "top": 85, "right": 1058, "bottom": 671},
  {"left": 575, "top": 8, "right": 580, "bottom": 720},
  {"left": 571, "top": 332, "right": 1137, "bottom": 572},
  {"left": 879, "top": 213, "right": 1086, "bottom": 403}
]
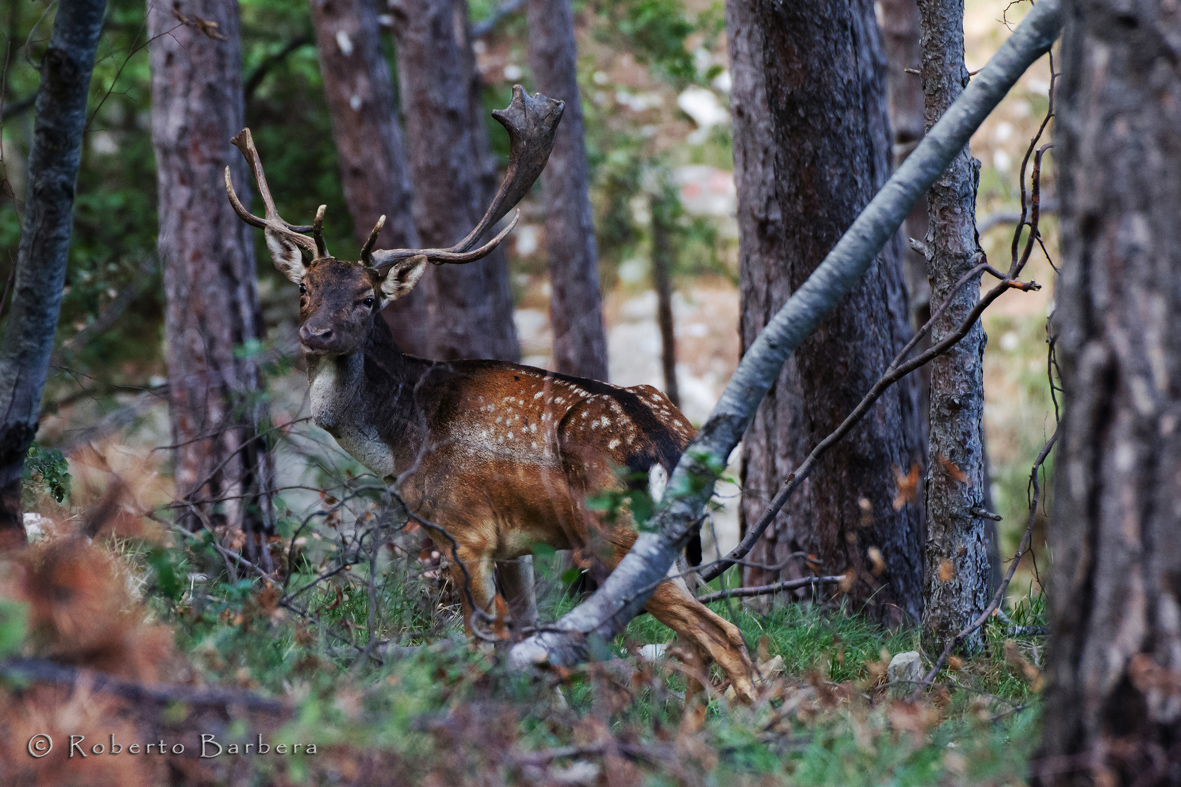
[{"left": 299, "top": 324, "right": 334, "bottom": 351}]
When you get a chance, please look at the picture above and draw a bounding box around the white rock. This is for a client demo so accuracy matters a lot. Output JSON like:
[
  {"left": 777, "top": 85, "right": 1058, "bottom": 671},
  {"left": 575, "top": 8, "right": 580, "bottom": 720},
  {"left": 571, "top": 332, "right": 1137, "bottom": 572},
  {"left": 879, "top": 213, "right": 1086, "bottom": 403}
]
[{"left": 887, "top": 651, "right": 924, "bottom": 696}]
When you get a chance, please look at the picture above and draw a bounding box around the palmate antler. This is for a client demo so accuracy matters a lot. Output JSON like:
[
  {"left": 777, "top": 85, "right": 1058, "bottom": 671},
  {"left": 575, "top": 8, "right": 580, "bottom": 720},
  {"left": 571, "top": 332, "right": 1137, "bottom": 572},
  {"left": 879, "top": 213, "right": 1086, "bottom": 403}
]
[
  {"left": 368, "top": 85, "right": 564, "bottom": 270},
  {"left": 224, "top": 86, "right": 564, "bottom": 270}
]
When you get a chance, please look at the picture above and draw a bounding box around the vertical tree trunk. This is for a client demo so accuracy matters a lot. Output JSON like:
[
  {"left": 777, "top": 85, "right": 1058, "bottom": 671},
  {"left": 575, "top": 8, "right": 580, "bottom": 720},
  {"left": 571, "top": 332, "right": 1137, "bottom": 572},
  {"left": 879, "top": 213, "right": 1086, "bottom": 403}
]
[
  {"left": 148, "top": 0, "right": 276, "bottom": 559},
  {"left": 732, "top": 0, "right": 925, "bottom": 623},
  {"left": 0, "top": 0, "right": 107, "bottom": 547},
  {"left": 525, "top": 0, "right": 608, "bottom": 380},
  {"left": 1034, "top": 1, "right": 1181, "bottom": 783},
  {"left": 649, "top": 192, "right": 680, "bottom": 409},
  {"left": 393, "top": 0, "right": 519, "bottom": 362},
  {"left": 880, "top": 0, "right": 930, "bottom": 326},
  {"left": 309, "top": 0, "right": 431, "bottom": 356},
  {"left": 917, "top": 0, "right": 991, "bottom": 652}
]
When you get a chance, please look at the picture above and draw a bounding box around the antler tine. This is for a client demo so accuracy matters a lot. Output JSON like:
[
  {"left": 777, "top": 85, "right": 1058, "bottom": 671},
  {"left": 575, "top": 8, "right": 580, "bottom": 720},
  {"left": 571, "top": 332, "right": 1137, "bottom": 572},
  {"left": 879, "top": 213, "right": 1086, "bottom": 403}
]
[
  {"left": 368, "top": 86, "right": 563, "bottom": 272},
  {"left": 360, "top": 215, "right": 386, "bottom": 265},
  {"left": 226, "top": 128, "right": 321, "bottom": 258},
  {"left": 313, "top": 205, "right": 329, "bottom": 258}
]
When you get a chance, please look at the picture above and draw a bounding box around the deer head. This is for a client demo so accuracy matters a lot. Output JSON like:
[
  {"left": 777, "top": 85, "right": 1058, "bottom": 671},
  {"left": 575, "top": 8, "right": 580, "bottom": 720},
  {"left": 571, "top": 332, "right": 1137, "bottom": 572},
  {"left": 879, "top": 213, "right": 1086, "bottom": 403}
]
[{"left": 225, "top": 86, "right": 564, "bottom": 357}]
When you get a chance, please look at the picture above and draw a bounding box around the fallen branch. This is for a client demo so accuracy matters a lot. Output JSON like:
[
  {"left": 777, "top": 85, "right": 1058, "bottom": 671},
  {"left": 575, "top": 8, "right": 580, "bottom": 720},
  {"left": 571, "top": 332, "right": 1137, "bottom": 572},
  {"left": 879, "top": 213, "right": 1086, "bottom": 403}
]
[
  {"left": 0, "top": 657, "right": 287, "bottom": 716},
  {"left": 696, "top": 575, "right": 844, "bottom": 603},
  {"left": 509, "top": 0, "right": 1063, "bottom": 673}
]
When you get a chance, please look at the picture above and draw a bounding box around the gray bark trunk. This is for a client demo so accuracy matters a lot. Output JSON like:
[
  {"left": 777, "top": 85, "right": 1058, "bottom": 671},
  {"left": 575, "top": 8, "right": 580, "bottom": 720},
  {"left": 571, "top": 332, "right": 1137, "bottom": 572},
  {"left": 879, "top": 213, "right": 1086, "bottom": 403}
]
[
  {"left": 309, "top": 0, "right": 430, "bottom": 356},
  {"left": 0, "top": 0, "right": 107, "bottom": 547},
  {"left": 650, "top": 192, "right": 680, "bottom": 409},
  {"left": 734, "top": 0, "right": 925, "bottom": 625},
  {"left": 1034, "top": 1, "right": 1181, "bottom": 782},
  {"left": 525, "top": 0, "right": 608, "bottom": 380},
  {"left": 510, "top": 0, "right": 1061, "bottom": 672},
  {"left": 148, "top": 0, "right": 276, "bottom": 557},
  {"left": 881, "top": 0, "right": 931, "bottom": 324},
  {"left": 392, "top": 0, "right": 519, "bottom": 362},
  {"left": 917, "top": 0, "right": 991, "bottom": 652}
]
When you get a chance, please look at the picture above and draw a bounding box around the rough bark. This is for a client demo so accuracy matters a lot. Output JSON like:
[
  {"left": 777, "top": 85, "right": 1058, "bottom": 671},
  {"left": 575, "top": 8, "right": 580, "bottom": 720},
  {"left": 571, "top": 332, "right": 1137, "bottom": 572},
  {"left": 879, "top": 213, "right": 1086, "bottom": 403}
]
[
  {"left": 309, "top": 0, "right": 430, "bottom": 356},
  {"left": 148, "top": 0, "right": 276, "bottom": 556},
  {"left": 0, "top": 0, "right": 107, "bottom": 547},
  {"left": 1033, "top": 1, "right": 1181, "bottom": 783},
  {"left": 392, "top": 0, "right": 519, "bottom": 362},
  {"left": 649, "top": 192, "right": 680, "bottom": 408},
  {"left": 525, "top": 0, "right": 608, "bottom": 380},
  {"left": 917, "top": 0, "right": 990, "bottom": 652},
  {"left": 734, "top": 0, "right": 925, "bottom": 625},
  {"left": 510, "top": 0, "right": 1061, "bottom": 672}
]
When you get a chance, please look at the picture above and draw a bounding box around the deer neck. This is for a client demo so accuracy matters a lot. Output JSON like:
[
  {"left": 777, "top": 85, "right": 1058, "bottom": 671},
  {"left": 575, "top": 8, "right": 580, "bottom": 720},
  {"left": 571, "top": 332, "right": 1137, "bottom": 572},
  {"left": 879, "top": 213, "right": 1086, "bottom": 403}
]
[{"left": 305, "top": 318, "right": 428, "bottom": 479}]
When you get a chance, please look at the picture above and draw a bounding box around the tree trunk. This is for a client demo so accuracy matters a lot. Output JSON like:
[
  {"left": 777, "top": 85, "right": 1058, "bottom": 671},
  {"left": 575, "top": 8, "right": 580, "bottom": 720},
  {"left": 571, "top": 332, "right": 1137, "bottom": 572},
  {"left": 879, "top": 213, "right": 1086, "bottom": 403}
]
[
  {"left": 732, "top": 0, "right": 925, "bottom": 624},
  {"left": 309, "top": 0, "right": 431, "bottom": 356},
  {"left": 916, "top": 0, "right": 990, "bottom": 652},
  {"left": 525, "top": 0, "right": 608, "bottom": 381},
  {"left": 393, "top": 0, "right": 519, "bottom": 362},
  {"left": 148, "top": 0, "right": 276, "bottom": 560},
  {"left": 880, "top": 0, "right": 930, "bottom": 326},
  {"left": 0, "top": 0, "right": 107, "bottom": 548},
  {"left": 1034, "top": 1, "right": 1181, "bottom": 783},
  {"left": 649, "top": 191, "right": 680, "bottom": 409},
  {"left": 511, "top": 0, "right": 1063, "bottom": 672}
]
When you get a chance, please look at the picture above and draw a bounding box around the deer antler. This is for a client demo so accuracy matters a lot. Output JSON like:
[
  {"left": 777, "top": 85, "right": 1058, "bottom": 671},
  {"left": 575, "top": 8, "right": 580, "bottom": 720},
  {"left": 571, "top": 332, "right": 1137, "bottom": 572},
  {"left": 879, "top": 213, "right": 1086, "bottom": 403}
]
[
  {"left": 225, "top": 128, "right": 326, "bottom": 260},
  {"left": 369, "top": 85, "right": 564, "bottom": 271}
]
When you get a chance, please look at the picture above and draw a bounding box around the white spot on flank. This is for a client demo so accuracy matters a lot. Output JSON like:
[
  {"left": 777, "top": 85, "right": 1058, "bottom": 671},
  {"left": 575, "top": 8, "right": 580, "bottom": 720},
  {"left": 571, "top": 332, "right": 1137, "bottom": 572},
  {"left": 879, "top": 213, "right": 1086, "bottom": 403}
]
[
  {"left": 335, "top": 30, "right": 354, "bottom": 56},
  {"left": 649, "top": 465, "right": 668, "bottom": 503},
  {"left": 581, "top": 411, "right": 589, "bottom": 419},
  {"left": 534, "top": 391, "right": 544, "bottom": 399},
  {"left": 608, "top": 438, "right": 621, "bottom": 450}
]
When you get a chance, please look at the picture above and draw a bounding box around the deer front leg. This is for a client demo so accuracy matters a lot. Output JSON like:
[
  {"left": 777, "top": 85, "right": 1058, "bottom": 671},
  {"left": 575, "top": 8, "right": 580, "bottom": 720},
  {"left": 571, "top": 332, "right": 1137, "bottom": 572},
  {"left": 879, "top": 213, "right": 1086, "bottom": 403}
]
[{"left": 446, "top": 547, "right": 498, "bottom": 639}]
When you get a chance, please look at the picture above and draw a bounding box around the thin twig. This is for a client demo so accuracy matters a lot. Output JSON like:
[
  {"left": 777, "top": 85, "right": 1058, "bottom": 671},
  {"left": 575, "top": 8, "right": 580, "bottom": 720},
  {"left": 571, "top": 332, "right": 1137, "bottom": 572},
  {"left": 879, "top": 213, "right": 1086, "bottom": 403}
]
[{"left": 696, "top": 575, "right": 844, "bottom": 603}]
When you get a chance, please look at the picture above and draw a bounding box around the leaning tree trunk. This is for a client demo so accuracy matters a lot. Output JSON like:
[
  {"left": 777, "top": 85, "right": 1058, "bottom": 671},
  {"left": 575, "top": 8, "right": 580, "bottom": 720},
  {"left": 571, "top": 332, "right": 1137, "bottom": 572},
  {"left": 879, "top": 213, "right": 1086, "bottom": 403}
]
[
  {"left": 0, "top": 0, "right": 107, "bottom": 548},
  {"left": 148, "top": 0, "right": 276, "bottom": 560},
  {"left": 1033, "top": 1, "right": 1181, "bottom": 783},
  {"left": 393, "top": 0, "right": 519, "bottom": 362},
  {"left": 310, "top": 0, "right": 430, "bottom": 356},
  {"left": 917, "top": 0, "right": 991, "bottom": 653},
  {"left": 525, "top": 0, "right": 609, "bottom": 381},
  {"left": 731, "top": 0, "right": 925, "bottom": 624}
]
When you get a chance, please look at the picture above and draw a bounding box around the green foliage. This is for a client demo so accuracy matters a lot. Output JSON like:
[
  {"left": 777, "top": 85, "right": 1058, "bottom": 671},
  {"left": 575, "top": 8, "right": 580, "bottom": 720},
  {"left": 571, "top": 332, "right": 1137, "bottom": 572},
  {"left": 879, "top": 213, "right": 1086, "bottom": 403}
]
[
  {"left": 593, "top": 0, "right": 697, "bottom": 86},
  {"left": 0, "top": 598, "right": 28, "bottom": 658},
  {"left": 22, "top": 441, "right": 71, "bottom": 504}
]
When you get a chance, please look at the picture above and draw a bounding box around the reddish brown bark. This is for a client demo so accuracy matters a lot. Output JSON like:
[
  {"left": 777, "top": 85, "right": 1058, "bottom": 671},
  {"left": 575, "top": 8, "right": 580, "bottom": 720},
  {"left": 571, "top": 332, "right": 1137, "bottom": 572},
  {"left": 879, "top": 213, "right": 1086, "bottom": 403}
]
[
  {"left": 309, "top": 0, "right": 430, "bottom": 356},
  {"left": 393, "top": 0, "right": 519, "bottom": 362},
  {"left": 147, "top": 0, "right": 276, "bottom": 557}
]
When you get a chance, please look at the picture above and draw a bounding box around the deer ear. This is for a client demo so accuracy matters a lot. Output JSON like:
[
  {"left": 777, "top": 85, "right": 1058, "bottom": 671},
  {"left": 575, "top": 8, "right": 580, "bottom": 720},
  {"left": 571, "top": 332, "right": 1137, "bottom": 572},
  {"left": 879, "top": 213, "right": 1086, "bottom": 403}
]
[
  {"left": 264, "top": 227, "right": 307, "bottom": 284},
  {"left": 379, "top": 255, "right": 428, "bottom": 304}
]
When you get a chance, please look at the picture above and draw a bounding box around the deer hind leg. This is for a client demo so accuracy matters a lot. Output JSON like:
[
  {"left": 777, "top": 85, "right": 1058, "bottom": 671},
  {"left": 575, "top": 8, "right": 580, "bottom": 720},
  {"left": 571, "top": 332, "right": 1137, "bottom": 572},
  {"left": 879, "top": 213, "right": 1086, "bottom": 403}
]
[
  {"left": 595, "top": 528, "right": 757, "bottom": 703},
  {"left": 496, "top": 556, "right": 538, "bottom": 634}
]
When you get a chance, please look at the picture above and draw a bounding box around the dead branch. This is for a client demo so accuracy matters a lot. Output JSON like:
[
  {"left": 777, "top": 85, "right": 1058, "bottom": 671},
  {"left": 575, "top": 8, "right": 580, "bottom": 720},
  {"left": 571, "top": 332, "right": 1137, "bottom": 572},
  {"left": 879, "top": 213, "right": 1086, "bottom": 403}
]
[
  {"left": 696, "top": 575, "right": 844, "bottom": 603},
  {"left": 0, "top": 657, "right": 287, "bottom": 716}
]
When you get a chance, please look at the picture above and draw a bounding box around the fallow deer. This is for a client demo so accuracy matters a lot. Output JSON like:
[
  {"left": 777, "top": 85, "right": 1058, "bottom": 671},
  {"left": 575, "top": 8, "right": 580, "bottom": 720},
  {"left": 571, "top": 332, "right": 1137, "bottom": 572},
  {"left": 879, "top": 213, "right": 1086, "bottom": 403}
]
[{"left": 225, "top": 87, "right": 756, "bottom": 700}]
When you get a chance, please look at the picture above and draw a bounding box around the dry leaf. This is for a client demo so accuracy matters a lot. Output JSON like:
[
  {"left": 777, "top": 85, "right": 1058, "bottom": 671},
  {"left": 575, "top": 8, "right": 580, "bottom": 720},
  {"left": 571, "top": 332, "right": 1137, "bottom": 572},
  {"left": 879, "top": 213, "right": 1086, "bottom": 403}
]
[
  {"left": 936, "top": 454, "right": 969, "bottom": 483},
  {"left": 858, "top": 497, "right": 873, "bottom": 527},
  {"left": 938, "top": 559, "right": 955, "bottom": 582},
  {"left": 893, "top": 463, "right": 920, "bottom": 509},
  {"left": 867, "top": 547, "right": 886, "bottom": 576}
]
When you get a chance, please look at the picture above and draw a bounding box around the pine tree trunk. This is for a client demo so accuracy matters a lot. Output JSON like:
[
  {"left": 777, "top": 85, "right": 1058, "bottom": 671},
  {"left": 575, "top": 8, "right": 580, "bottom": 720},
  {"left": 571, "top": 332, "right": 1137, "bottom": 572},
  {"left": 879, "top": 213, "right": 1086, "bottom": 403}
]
[
  {"left": 649, "top": 192, "right": 680, "bottom": 409},
  {"left": 880, "top": 0, "right": 930, "bottom": 327},
  {"left": 732, "top": 0, "right": 925, "bottom": 624},
  {"left": 393, "top": 0, "right": 519, "bottom": 362},
  {"left": 525, "top": 0, "right": 608, "bottom": 380},
  {"left": 148, "top": 0, "right": 276, "bottom": 559},
  {"left": 309, "top": 0, "right": 430, "bottom": 356},
  {"left": 1034, "top": 1, "right": 1181, "bottom": 782},
  {"left": 0, "top": 0, "right": 107, "bottom": 547},
  {"left": 917, "top": 0, "right": 991, "bottom": 652}
]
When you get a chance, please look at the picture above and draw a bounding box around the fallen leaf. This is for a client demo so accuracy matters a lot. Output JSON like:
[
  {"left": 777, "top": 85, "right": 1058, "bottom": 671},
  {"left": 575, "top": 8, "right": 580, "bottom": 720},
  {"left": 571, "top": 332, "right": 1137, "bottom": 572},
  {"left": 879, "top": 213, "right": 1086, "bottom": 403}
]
[
  {"left": 936, "top": 454, "right": 968, "bottom": 484},
  {"left": 867, "top": 547, "right": 886, "bottom": 576},
  {"left": 893, "top": 463, "right": 921, "bottom": 509},
  {"left": 938, "top": 559, "right": 955, "bottom": 582}
]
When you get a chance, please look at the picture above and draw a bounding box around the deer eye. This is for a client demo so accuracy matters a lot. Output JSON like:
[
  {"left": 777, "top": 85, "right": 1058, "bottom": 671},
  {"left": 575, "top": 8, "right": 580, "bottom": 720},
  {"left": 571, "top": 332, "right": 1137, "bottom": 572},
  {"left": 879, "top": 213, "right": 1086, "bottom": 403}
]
[
  {"left": 299, "top": 283, "right": 307, "bottom": 295},
  {"left": 363, "top": 297, "right": 374, "bottom": 308}
]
